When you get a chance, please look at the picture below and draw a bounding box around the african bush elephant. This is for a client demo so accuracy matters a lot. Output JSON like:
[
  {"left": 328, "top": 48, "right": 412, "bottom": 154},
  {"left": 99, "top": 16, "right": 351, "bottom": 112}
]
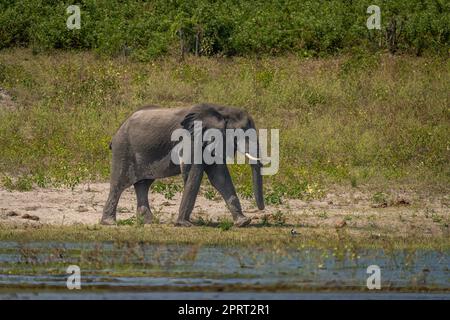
[{"left": 101, "top": 103, "right": 264, "bottom": 227}]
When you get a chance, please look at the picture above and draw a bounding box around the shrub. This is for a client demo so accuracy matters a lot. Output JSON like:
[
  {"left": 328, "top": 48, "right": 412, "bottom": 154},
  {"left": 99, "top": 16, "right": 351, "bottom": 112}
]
[{"left": 0, "top": 0, "right": 448, "bottom": 58}]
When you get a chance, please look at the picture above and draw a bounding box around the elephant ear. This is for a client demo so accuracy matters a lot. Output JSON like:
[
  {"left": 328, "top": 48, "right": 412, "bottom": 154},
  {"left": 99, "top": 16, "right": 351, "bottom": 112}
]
[
  {"left": 181, "top": 107, "right": 225, "bottom": 134},
  {"left": 181, "top": 107, "right": 227, "bottom": 154},
  {"left": 181, "top": 112, "right": 198, "bottom": 134}
]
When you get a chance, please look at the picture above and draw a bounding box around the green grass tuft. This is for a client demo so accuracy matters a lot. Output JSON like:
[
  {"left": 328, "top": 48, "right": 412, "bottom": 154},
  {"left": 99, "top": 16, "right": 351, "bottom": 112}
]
[{"left": 218, "top": 219, "right": 233, "bottom": 231}]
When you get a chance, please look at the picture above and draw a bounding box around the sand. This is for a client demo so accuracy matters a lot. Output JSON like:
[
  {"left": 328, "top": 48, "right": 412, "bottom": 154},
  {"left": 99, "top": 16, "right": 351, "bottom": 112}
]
[{"left": 0, "top": 183, "right": 448, "bottom": 238}]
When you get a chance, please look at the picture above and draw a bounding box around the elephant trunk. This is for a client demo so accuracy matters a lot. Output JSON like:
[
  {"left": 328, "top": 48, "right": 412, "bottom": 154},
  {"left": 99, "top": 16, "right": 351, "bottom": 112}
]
[
  {"left": 251, "top": 162, "right": 264, "bottom": 210},
  {"left": 235, "top": 118, "right": 264, "bottom": 210}
]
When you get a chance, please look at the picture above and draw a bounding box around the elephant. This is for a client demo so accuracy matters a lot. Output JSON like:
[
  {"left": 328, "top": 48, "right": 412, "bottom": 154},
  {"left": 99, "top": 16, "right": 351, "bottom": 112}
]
[{"left": 101, "top": 103, "right": 265, "bottom": 227}]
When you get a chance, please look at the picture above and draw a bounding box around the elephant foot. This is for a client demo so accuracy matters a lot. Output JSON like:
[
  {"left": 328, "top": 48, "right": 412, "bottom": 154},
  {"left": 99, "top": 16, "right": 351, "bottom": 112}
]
[
  {"left": 175, "top": 219, "right": 194, "bottom": 227},
  {"left": 100, "top": 215, "right": 116, "bottom": 225},
  {"left": 234, "top": 216, "right": 251, "bottom": 227},
  {"left": 136, "top": 206, "right": 153, "bottom": 224}
]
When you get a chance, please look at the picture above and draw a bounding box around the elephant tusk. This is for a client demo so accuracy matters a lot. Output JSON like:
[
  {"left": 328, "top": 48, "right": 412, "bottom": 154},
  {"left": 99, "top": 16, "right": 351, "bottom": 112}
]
[
  {"left": 237, "top": 147, "right": 270, "bottom": 164},
  {"left": 245, "top": 153, "right": 260, "bottom": 161},
  {"left": 242, "top": 151, "right": 271, "bottom": 165}
]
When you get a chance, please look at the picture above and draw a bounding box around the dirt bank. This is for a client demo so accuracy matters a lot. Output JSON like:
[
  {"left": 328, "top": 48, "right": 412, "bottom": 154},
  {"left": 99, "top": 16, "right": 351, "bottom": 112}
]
[{"left": 0, "top": 183, "right": 448, "bottom": 239}]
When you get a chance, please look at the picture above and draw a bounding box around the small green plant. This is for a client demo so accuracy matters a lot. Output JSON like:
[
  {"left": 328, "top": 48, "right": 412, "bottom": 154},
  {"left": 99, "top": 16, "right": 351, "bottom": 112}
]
[
  {"left": 151, "top": 207, "right": 162, "bottom": 224},
  {"left": 265, "top": 189, "right": 283, "bottom": 205},
  {"left": 16, "top": 176, "right": 33, "bottom": 191},
  {"left": 218, "top": 218, "right": 233, "bottom": 231},
  {"left": 153, "top": 181, "right": 182, "bottom": 200},
  {"left": 204, "top": 188, "right": 217, "bottom": 201},
  {"left": 117, "top": 217, "right": 136, "bottom": 226},
  {"left": 431, "top": 212, "right": 443, "bottom": 223},
  {"left": 344, "top": 215, "right": 353, "bottom": 221},
  {"left": 285, "top": 181, "right": 308, "bottom": 198},
  {"left": 135, "top": 214, "right": 145, "bottom": 227},
  {"left": 318, "top": 211, "right": 328, "bottom": 219},
  {"left": 260, "top": 214, "right": 271, "bottom": 227},
  {"left": 195, "top": 216, "right": 212, "bottom": 226},
  {"left": 272, "top": 210, "right": 286, "bottom": 226},
  {"left": 372, "top": 192, "right": 388, "bottom": 205},
  {"left": 237, "top": 184, "right": 253, "bottom": 199},
  {"left": 304, "top": 183, "right": 325, "bottom": 200},
  {"left": 1, "top": 175, "right": 33, "bottom": 191},
  {"left": 152, "top": 181, "right": 165, "bottom": 194},
  {"left": 350, "top": 176, "right": 358, "bottom": 188},
  {"left": 33, "top": 173, "right": 48, "bottom": 188},
  {"left": 63, "top": 174, "right": 81, "bottom": 191},
  {"left": 117, "top": 207, "right": 130, "bottom": 213},
  {"left": 1, "top": 176, "right": 14, "bottom": 191}
]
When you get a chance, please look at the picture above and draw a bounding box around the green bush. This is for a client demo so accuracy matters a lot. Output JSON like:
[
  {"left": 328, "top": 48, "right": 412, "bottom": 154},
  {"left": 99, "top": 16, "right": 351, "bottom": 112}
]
[{"left": 0, "top": 0, "right": 448, "bottom": 58}]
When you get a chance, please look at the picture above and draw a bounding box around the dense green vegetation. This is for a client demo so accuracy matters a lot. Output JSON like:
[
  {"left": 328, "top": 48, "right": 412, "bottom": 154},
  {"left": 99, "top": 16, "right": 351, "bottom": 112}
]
[{"left": 0, "top": 0, "right": 448, "bottom": 59}]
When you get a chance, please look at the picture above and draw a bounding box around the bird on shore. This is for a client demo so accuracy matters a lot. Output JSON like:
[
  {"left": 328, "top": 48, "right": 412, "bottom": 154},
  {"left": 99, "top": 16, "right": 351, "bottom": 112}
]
[{"left": 290, "top": 229, "right": 298, "bottom": 236}]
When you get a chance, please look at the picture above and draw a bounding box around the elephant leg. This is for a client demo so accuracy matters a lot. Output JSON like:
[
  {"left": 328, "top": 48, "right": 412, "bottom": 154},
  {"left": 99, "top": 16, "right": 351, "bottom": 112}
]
[
  {"left": 181, "top": 163, "right": 190, "bottom": 185},
  {"left": 205, "top": 164, "right": 251, "bottom": 227},
  {"left": 101, "top": 183, "right": 125, "bottom": 225},
  {"left": 176, "top": 164, "right": 204, "bottom": 227},
  {"left": 134, "top": 179, "right": 154, "bottom": 224}
]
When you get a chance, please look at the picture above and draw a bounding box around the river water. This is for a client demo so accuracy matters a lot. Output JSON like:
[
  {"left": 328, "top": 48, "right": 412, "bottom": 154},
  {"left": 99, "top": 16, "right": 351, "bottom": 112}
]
[{"left": 0, "top": 241, "right": 448, "bottom": 299}]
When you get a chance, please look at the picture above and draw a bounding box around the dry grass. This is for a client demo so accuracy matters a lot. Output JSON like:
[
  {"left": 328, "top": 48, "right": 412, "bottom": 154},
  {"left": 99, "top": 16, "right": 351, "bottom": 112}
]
[
  {"left": 0, "top": 223, "right": 449, "bottom": 250},
  {"left": 0, "top": 49, "right": 448, "bottom": 196}
]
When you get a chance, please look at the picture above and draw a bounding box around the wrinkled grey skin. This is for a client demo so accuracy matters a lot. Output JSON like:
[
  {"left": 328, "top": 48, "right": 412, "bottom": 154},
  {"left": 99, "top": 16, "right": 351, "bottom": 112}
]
[{"left": 101, "top": 103, "right": 265, "bottom": 227}]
